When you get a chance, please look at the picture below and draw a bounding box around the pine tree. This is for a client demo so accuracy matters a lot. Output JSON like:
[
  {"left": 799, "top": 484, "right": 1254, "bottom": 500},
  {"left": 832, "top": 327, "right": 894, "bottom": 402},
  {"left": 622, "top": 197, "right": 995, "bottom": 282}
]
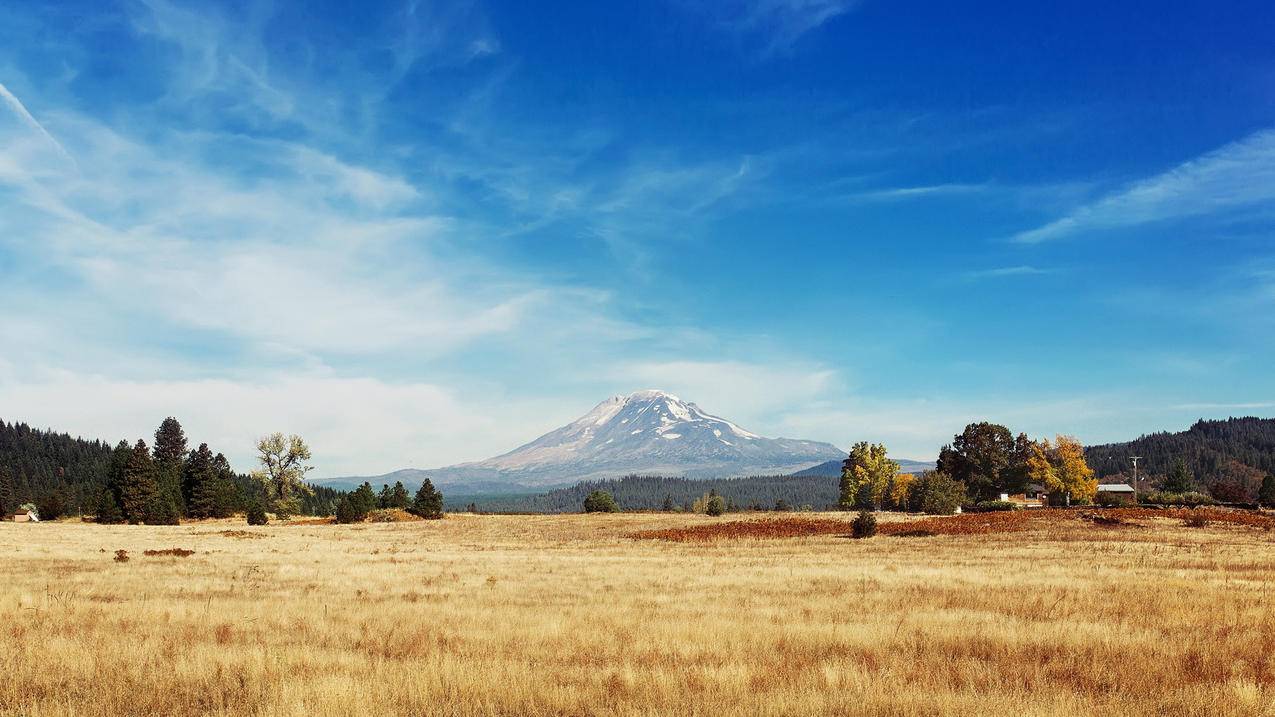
[
  {"left": 145, "top": 494, "right": 180, "bottom": 525},
  {"left": 1260, "top": 473, "right": 1275, "bottom": 507},
  {"left": 183, "top": 443, "right": 217, "bottom": 519},
  {"left": 378, "top": 483, "right": 392, "bottom": 509},
  {"left": 210, "top": 453, "right": 241, "bottom": 518},
  {"left": 411, "top": 479, "right": 445, "bottom": 519},
  {"left": 118, "top": 440, "right": 160, "bottom": 524},
  {"left": 153, "top": 418, "right": 188, "bottom": 517},
  {"left": 94, "top": 488, "right": 125, "bottom": 524},
  {"left": 1163, "top": 458, "right": 1195, "bottom": 493},
  {"left": 0, "top": 466, "right": 15, "bottom": 515},
  {"left": 388, "top": 481, "right": 410, "bottom": 509}
]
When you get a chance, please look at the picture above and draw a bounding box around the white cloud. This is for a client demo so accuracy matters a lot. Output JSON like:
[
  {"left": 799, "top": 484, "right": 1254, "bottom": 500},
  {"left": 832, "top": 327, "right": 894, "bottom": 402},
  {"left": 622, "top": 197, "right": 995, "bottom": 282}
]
[
  {"left": 1013, "top": 128, "right": 1275, "bottom": 243},
  {"left": 0, "top": 369, "right": 556, "bottom": 477}
]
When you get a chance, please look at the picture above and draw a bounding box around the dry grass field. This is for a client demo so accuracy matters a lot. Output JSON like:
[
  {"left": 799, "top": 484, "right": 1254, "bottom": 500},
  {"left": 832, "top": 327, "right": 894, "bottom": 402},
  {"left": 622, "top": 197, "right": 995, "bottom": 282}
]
[{"left": 3, "top": 510, "right": 1275, "bottom": 716}]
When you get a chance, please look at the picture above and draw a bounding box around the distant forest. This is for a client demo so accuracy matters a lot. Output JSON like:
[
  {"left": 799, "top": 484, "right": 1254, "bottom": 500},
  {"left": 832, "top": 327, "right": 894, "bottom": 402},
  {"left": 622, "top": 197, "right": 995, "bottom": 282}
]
[
  {"left": 0, "top": 419, "right": 342, "bottom": 518},
  {"left": 1085, "top": 417, "right": 1275, "bottom": 481},
  {"left": 455, "top": 474, "right": 842, "bottom": 513}
]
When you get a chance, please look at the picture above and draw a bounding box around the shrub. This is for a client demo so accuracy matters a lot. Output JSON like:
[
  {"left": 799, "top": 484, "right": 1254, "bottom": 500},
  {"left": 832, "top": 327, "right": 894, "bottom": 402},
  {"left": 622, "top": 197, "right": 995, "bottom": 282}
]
[
  {"left": 583, "top": 490, "right": 620, "bottom": 513},
  {"left": 972, "top": 500, "right": 1020, "bottom": 512},
  {"left": 705, "top": 494, "right": 727, "bottom": 516},
  {"left": 246, "top": 502, "right": 269, "bottom": 526},
  {"left": 113, "top": 549, "right": 129, "bottom": 563},
  {"left": 1143, "top": 491, "right": 1215, "bottom": 506},
  {"left": 851, "top": 510, "right": 877, "bottom": 538},
  {"left": 1183, "top": 510, "right": 1209, "bottom": 528},
  {"left": 910, "top": 471, "right": 966, "bottom": 515}
]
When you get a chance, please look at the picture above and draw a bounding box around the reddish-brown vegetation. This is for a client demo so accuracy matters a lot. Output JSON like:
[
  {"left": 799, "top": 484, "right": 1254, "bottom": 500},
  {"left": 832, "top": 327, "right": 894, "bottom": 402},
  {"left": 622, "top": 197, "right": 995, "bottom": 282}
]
[
  {"left": 631, "top": 507, "right": 1275, "bottom": 542},
  {"left": 143, "top": 548, "right": 195, "bottom": 557},
  {"left": 630, "top": 517, "right": 855, "bottom": 542}
]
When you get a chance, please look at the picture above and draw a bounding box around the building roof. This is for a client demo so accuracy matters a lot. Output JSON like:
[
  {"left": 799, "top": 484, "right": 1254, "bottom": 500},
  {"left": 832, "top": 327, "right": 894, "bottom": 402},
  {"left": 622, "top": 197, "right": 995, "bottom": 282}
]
[{"left": 1096, "top": 483, "right": 1135, "bottom": 493}]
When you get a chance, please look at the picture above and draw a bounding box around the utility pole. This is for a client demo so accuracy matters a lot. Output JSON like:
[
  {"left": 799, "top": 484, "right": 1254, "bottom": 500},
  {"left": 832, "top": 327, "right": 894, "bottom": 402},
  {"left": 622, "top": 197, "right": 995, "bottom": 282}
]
[{"left": 1131, "top": 456, "right": 1142, "bottom": 505}]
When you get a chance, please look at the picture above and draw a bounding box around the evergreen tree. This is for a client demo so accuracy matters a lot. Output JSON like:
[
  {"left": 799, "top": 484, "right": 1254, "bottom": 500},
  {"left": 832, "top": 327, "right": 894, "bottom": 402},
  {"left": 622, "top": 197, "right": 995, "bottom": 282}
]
[
  {"left": 1162, "top": 458, "right": 1195, "bottom": 493},
  {"left": 1260, "top": 473, "right": 1275, "bottom": 507},
  {"left": 388, "top": 481, "right": 411, "bottom": 509},
  {"left": 153, "top": 418, "right": 188, "bottom": 516},
  {"left": 0, "top": 465, "right": 15, "bottom": 515},
  {"left": 118, "top": 440, "right": 159, "bottom": 524},
  {"left": 183, "top": 443, "right": 218, "bottom": 519},
  {"left": 94, "top": 487, "right": 125, "bottom": 524},
  {"left": 145, "top": 494, "right": 181, "bottom": 525},
  {"left": 245, "top": 500, "right": 269, "bottom": 525},
  {"left": 411, "top": 479, "right": 444, "bottom": 519},
  {"left": 210, "top": 453, "right": 241, "bottom": 518},
  {"left": 378, "top": 483, "right": 392, "bottom": 509}
]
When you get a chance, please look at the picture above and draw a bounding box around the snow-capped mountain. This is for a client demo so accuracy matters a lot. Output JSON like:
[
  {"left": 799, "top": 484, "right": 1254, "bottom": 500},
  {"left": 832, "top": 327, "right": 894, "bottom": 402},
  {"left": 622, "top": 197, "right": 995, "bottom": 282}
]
[{"left": 325, "top": 390, "right": 845, "bottom": 490}]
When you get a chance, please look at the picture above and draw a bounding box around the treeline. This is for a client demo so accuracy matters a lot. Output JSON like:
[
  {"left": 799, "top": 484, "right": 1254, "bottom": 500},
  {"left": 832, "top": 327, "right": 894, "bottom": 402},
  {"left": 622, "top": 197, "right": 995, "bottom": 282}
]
[
  {"left": 0, "top": 416, "right": 342, "bottom": 522},
  {"left": 459, "top": 474, "right": 842, "bottom": 513},
  {"left": 0, "top": 420, "right": 115, "bottom": 515},
  {"left": 1086, "top": 417, "right": 1275, "bottom": 483}
]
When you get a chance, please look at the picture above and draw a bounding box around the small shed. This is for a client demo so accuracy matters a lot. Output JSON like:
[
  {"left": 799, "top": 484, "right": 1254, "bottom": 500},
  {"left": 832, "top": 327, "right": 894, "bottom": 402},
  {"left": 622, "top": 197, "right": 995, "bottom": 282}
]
[
  {"left": 12, "top": 509, "right": 39, "bottom": 522},
  {"left": 1097, "top": 483, "right": 1134, "bottom": 495}
]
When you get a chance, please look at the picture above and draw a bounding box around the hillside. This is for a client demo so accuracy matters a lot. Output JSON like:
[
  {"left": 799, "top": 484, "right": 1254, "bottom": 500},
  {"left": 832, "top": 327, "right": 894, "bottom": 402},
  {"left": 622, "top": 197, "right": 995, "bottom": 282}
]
[
  {"left": 0, "top": 419, "right": 115, "bottom": 513},
  {"left": 1085, "top": 417, "right": 1275, "bottom": 480},
  {"left": 791, "top": 458, "right": 936, "bottom": 477}
]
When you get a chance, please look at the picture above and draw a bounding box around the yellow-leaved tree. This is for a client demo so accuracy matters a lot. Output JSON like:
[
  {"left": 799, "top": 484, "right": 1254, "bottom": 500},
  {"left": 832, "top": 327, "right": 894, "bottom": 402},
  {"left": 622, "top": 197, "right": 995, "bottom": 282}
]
[
  {"left": 840, "top": 442, "right": 899, "bottom": 510},
  {"left": 1026, "top": 435, "right": 1096, "bottom": 506}
]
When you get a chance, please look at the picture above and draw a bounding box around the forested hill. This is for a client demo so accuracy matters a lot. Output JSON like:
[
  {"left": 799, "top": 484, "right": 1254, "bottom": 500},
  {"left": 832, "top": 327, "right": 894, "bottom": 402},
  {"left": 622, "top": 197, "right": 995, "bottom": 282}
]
[
  {"left": 1085, "top": 417, "right": 1275, "bottom": 480},
  {"left": 0, "top": 419, "right": 342, "bottom": 517},
  {"left": 0, "top": 420, "right": 115, "bottom": 512},
  {"left": 454, "top": 474, "right": 841, "bottom": 513}
]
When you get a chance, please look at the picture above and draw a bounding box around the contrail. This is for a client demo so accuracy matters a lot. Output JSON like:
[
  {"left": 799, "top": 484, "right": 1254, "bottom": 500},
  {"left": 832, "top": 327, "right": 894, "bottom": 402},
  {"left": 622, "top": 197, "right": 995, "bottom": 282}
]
[{"left": 0, "top": 80, "right": 76, "bottom": 166}]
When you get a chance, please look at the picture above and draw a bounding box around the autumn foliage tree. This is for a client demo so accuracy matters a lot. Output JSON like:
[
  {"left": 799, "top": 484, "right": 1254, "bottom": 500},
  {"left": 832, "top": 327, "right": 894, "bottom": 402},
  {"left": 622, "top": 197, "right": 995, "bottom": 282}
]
[
  {"left": 839, "top": 442, "right": 899, "bottom": 510},
  {"left": 1027, "top": 435, "right": 1097, "bottom": 506}
]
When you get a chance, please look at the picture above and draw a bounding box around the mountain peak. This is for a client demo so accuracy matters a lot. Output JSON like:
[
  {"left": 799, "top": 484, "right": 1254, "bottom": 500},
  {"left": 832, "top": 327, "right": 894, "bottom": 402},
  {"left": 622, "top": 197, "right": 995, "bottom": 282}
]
[{"left": 423, "top": 390, "right": 845, "bottom": 486}]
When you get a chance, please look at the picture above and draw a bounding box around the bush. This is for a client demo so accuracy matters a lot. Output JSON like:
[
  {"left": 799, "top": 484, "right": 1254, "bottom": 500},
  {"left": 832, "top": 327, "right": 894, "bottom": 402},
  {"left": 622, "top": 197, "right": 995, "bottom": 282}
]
[
  {"left": 246, "top": 502, "right": 269, "bottom": 525},
  {"left": 972, "top": 500, "right": 1020, "bottom": 512},
  {"left": 705, "top": 494, "right": 727, "bottom": 516},
  {"left": 583, "top": 490, "right": 620, "bottom": 513},
  {"left": 1183, "top": 510, "right": 1209, "bottom": 528},
  {"left": 1143, "top": 491, "right": 1215, "bottom": 506},
  {"left": 851, "top": 510, "right": 877, "bottom": 538},
  {"left": 910, "top": 471, "right": 966, "bottom": 515}
]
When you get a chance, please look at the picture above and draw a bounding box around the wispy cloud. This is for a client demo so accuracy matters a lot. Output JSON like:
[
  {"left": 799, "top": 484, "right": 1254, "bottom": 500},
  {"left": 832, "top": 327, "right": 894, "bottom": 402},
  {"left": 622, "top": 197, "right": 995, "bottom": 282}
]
[
  {"left": 1013, "top": 127, "right": 1275, "bottom": 243},
  {"left": 842, "top": 182, "right": 986, "bottom": 203},
  {"left": 963, "top": 265, "right": 1054, "bottom": 281},
  {"left": 0, "top": 81, "right": 75, "bottom": 166},
  {"left": 683, "top": 0, "right": 859, "bottom": 56}
]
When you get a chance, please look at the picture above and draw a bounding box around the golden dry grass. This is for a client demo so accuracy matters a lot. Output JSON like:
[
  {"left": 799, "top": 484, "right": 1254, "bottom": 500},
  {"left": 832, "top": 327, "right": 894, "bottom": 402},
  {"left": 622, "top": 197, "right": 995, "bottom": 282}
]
[{"left": 3, "top": 511, "right": 1275, "bottom": 716}]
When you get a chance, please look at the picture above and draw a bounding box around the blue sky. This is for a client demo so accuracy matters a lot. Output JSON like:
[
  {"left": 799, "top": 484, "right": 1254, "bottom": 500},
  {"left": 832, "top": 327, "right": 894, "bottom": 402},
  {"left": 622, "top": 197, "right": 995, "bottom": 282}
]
[{"left": 1, "top": 0, "right": 1273, "bottom": 476}]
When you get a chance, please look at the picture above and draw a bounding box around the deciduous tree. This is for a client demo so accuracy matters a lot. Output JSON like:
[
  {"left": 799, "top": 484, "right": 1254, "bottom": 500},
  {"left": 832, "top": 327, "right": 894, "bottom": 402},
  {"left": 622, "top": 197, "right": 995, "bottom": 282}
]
[
  {"left": 840, "top": 442, "right": 899, "bottom": 510},
  {"left": 251, "top": 433, "right": 313, "bottom": 519}
]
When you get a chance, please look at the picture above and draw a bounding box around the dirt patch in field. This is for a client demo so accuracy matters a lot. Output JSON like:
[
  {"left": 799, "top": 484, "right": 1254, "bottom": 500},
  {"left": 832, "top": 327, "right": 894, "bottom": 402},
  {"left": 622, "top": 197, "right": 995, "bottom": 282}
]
[
  {"left": 630, "top": 507, "right": 1275, "bottom": 542},
  {"left": 285, "top": 517, "right": 336, "bottom": 526}
]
